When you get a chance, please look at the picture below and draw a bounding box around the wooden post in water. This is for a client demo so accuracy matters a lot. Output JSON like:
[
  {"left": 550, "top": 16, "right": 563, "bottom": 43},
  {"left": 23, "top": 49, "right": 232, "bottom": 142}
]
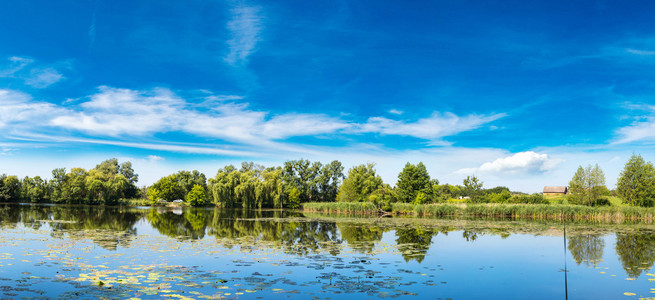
[{"left": 564, "top": 225, "right": 568, "bottom": 300}]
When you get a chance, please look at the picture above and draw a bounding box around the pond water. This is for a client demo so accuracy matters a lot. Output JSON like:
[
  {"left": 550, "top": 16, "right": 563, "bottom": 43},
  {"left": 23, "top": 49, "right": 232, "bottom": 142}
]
[{"left": 1, "top": 204, "right": 655, "bottom": 299}]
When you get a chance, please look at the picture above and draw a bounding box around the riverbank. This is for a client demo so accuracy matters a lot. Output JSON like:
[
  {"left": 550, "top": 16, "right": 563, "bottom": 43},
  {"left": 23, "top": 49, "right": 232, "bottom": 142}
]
[{"left": 302, "top": 202, "right": 655, "bottom": 222}]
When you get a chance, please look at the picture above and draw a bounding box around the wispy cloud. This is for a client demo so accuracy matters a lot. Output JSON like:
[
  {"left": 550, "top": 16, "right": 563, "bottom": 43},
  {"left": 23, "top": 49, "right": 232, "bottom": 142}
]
[
  {"left": 12, "top": 133, "right": 259, "bottom": 157},
  {"left": 24, "top": 67, "right": 64, "bottom": 88},
  {"left": 625, "top": 48, "right": 655, "bottom": 56},
  {"left": 224, "top": 4, "right": 263, "bottom": 65},
  {"left": 0, "top": 89, "right": 61, "bottom": 129},
  {"left": 0, "top": 56, "right": 33, "bottom": 77},
  {"left": 356, "top": 112, "right": 506, "bottom": 143},
  {"left": 147, "top": 155, "right": 164, "bottom": 162},
  {"left": 456, "top": 151, "right": 562, "bottom": 175},
  {"left": 0, "top": 56, "right": 65, "bottom": 88},
  {"left": 388, "top": 109, "right": 403, "bottom": 115},
  {"left": 3, "top": 86, "right": 505, "bottom": 158},
  {"left": 88, "top": 11, "right": 97, "bottom": 50},
  {"left": 614, "top": 104, "right": 655, "bottom": 144}
]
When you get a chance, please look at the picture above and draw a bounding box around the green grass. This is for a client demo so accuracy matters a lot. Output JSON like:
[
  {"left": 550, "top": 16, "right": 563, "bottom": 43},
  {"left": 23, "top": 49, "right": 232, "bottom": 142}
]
[{"left": 302, "top": 201, "right": 655, "bottom": 222}]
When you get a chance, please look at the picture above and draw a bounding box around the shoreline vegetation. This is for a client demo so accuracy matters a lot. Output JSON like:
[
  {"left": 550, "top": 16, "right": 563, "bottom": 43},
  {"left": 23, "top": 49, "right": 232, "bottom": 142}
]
[
  {"left": 2, "top": 154, "right": 655, "bottom": 223},
  {"left": 302, "top": 202, "right": 655, "bottom": 222}
]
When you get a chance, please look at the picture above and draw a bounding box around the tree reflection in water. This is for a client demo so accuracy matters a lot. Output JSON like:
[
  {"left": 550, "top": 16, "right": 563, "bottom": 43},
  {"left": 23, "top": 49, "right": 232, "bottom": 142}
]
[
  {"left": 6, "top": 202, "right": 655, "bottom": 278},
  {"left": 616, "top": 231, "right": 655, "bottom": 278},
  {"left": 567, "top": 234, "right": 604, "bottom": 267}
]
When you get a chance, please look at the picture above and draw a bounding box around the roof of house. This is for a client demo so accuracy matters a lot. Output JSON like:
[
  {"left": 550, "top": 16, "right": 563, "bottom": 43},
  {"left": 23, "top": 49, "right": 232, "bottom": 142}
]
[{"left": 543, "top": 186, "right": 567, "bottom": 193}]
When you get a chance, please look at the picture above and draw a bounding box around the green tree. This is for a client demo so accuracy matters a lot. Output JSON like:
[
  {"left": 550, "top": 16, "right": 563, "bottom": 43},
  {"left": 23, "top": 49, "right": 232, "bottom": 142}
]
[
  {"left": 20, "top": 176, "right": 50, "bottom": 203},
  {"left": 208, "top": 165, "right": 240, "bottom": 207},
  {"left": 148, "top": 175, "right": 185, "bottom": 202},
  {"left": 316, "top": 160, "right": 344, "bottom": 202},
  {"left": 0, "top": 174, "right": 21, "bottom": 202},
  {"left": 174, "top": 170, "right": 207, "bottom": 199},
  {"left": 282, "top": 159, "right": 343, "bottom": 203},
  {"left": 186, "top": 184, "right": 209, "bottom": 206},
  {"left": 435, "top": 184, "right": 462, "bottom": 199},
  {"left": 368, "top": 184, "right": 397, "bottom": 211},
  {"left": 396, "top": 162, "right": 432, "bottom": 203},
  {"left": 257, "top": 167, "right": 287, "bottom": 208},
  {"left": 617, "top": 154, "right": 655, "bottom": 207},
  {"left": 568, "top": 164, "right": 607, "bottom": 206},
  {"left": 288, "top": 187, "right": 301, "bottom": 209},
  {"left": 283, "top": 159, "right": 313, "bottom": 202},
  {"left": 463, "top": 175, "right": 483, "bottom": 198},
  {"left": 337, "top": 163, "right": 383, "bottom": 202}
]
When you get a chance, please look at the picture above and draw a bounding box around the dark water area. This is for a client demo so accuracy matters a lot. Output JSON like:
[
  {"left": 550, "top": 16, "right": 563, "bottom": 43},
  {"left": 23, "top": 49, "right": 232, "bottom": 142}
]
[{"left": 1, "top": 203, "right": 655, "bottom": 299}]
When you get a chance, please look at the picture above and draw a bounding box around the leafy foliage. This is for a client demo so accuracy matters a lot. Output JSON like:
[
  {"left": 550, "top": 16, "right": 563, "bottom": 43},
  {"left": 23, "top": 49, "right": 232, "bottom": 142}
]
[
  {"left": 396, "top": 162, "right": 433, "bottom": 203},
  {"left": 462, "top": 175, "right": 483, "bottom": 198},
  {"left": 617, "top": 154, "right": 655, "bottom": 207},
  {"left": 185, "top": 184, "right": 209, "bottom": 206},
  {"left": 337, "top": 163, "right": 383, "bottom": 202},
  {"left": 568, "top": 164, "right": 607, "bottom": 206}
]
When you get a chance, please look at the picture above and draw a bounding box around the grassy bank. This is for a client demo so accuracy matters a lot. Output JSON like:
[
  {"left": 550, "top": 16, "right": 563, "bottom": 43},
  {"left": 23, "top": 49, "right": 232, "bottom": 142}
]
[{"left": 302, "top": 202, "right": 655, "bottom": 222}]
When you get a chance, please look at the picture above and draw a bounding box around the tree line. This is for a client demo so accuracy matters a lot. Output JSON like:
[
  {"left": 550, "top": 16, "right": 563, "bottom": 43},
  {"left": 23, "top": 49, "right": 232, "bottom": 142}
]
[
  {"left": 567, "top": 154, "right": 655, "bottom": 207},
  {"left": 2, "top": 154, "right": 654, "bottom": 208},
  {"left": 0, "top": 159, "right": 139, "bottom": 205}
]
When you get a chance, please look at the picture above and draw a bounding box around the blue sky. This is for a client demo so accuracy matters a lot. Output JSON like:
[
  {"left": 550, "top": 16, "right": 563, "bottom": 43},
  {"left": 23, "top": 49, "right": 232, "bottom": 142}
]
[{"left": 2, "top": 0, "right": 655, "bottom": 192}]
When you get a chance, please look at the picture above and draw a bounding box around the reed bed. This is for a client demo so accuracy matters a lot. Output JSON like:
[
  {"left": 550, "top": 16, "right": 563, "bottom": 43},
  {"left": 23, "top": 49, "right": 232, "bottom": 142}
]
[{"left": 302, "top": 202, "right": 655, "bottom": 222}]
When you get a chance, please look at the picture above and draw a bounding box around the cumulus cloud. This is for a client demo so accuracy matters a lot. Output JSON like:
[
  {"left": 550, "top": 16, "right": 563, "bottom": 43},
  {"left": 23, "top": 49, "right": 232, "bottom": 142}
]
[
  {"left": 456, "top": 151, "right": 562, "bottom": 175},
  {"left": 224, "top": 4, "right": 263, "bottom": 65}
]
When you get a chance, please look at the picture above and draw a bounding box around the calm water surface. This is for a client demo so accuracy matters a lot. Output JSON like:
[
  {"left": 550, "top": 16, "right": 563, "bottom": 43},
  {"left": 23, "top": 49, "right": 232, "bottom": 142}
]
[{"left": 1, "top": 203, "right": 655, "bottom": 299}]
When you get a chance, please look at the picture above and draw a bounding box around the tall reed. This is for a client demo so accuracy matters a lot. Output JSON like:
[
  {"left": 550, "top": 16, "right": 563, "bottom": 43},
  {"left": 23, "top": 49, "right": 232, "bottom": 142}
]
[{"left": 302, "top": 202, "right": 655, "bottom": 222}]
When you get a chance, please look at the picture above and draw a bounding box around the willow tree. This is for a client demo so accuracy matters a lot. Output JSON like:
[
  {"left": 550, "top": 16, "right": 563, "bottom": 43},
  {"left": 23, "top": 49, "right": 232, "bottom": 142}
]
[{"left": 257, "top": 168, "right": 287, "bottom": 208}]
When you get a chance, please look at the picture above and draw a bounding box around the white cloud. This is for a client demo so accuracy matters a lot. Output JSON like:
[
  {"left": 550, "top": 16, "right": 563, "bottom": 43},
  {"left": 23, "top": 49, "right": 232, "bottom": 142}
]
[
  {"left": 614, "top": 105, "right": 655, "bottom": 144},
  {"left": 262, "top": 114, "right": 350, "bottom": 139},
  {"left": 626, "top": 48, "right": 655, "bottom": 56},
  {"left": 388, "top": 109, "right": 403, "bottom": 115},
  {"left": 0, "top": 56, "right": 65, "bottom": 88},
  {"left": 356, "top": 112, "right": 506, "bottom": 141},
  {"left": 147, "top": 155, "right": 164, "bottom": 162},
  {"left": 24, "top": 67, "right": 65, "bottom": 88},
  {"left": 224, "top": 4, "right": 263, "bottom": 65},
  {"left": 52, "top": 86, "right": 184, "bottom": 136},
  {"left": 456, "top": 151, "right": 562, "bottom": 175},
  {"left": 45, "top": 86, "right": 502, "bottom": 146},
  {"left": 0, "top": 89, "right": 61, "bottom": 129},
  {"left": 0, "top": 56, "right": 33, "bottom": 77}
]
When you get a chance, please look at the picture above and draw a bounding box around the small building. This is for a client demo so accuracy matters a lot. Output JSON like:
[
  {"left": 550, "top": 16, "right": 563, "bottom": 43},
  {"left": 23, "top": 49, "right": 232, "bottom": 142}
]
[{"left": 543, "top": 186, "right": 568, "bottom": 196}]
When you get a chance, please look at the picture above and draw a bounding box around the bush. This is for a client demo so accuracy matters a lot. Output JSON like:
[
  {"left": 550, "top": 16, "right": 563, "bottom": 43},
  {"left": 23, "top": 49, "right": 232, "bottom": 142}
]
[
  {"left": 508, "top": 193, "right": 547, "bottom": 204},
  {"left": 591, "top": 197, "right": 610, "bottom": 207}
]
